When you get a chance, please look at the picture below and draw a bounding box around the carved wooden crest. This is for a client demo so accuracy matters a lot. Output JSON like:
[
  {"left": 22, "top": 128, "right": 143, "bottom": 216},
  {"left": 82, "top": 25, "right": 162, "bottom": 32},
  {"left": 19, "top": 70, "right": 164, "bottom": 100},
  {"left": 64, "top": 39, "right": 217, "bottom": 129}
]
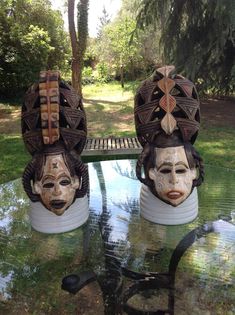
[
  {"left": 22, "top": 71, "right": 87, "bottom": 155},
  {"left": 134, "top": 65, "right": 200, "bottom": 146},
  {"left": 39, "top": 71, "right": 60, "bottom": 145}
]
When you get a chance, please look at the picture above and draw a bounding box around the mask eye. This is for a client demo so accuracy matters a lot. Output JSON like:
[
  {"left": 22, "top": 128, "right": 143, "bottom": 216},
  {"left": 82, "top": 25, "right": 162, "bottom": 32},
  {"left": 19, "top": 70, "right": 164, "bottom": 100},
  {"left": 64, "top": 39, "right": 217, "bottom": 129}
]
[
  {"left": 43, "top": 182, "right": 54, "bottom": 188},
  {"left": 176, "top": 169, "right": 187, "bottom": 174},
  {"left": 60, "top": 179, "right": 71, "bottom": 186},
  {"left": 160, "top": 168, "right": 171, "bottom": 174}
]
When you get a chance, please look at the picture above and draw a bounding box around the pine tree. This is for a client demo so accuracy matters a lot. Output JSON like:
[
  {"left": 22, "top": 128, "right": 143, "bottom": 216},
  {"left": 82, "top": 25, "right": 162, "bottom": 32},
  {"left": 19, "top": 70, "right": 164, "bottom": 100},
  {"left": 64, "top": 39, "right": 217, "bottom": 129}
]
[
  {"left": 135, "top": 0, "right": 235, "bottom": 94},
  {"left": 97, "top": 6, "right": 111, "bottom": 39}
]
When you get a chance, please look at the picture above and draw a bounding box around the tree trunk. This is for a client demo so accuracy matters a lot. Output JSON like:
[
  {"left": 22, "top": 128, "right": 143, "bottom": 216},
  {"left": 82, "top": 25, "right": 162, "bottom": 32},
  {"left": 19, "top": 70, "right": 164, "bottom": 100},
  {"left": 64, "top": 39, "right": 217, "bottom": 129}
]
[
  {"left": 130, "top": 59, "right": 135, "bottom": 81},
  {"left": 68, "top": 0, "right": 79, "bottom": 92},
  {"left": 120, "top": 65, "right": 124, "bottom": 88},
  {"left": 68, "top": 0, "right": 89, "bottom": 96}
]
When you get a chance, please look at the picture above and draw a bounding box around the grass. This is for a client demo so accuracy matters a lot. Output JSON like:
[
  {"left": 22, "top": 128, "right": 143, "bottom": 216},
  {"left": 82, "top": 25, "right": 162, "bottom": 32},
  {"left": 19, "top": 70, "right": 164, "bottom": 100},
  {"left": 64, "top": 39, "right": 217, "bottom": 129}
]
[
  {"left": 0, "top": 81, "right": 234, "bottom": 184},
  {"left": 196, "top": 126, "right": 235, "bottom": 170},
  {"left": 83, "top": 81, "right": 136, "bottom": 137},
  {"left": 0, "top": 134, "right": 30, "bottom": 184}
]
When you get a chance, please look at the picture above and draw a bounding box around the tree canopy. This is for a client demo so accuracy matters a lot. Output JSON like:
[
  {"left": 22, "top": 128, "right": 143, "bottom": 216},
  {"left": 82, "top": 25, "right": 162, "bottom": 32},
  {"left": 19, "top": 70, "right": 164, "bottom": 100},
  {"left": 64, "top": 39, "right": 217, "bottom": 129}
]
[
  {"left": 0, "top": 0, "right": 70, "bottom": 98},
  {"left": 87, "top": 1, "right": 160, "bottom": 85},
  {"left": 1, "top": 0, "right": 233, "bottom": 96},
  {"left": 135, "top": 0, "right": 235, "bottom": 94}
]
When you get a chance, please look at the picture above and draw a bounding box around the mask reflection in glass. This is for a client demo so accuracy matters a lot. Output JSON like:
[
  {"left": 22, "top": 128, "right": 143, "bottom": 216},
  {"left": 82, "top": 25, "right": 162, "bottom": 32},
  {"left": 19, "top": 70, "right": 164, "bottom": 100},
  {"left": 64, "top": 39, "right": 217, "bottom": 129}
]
[
  {"left": 149, "top": 146, "right": 196, "bottom": 206},
  {"left": 33, "top": 154, "right": 80, "bottom": 215}
]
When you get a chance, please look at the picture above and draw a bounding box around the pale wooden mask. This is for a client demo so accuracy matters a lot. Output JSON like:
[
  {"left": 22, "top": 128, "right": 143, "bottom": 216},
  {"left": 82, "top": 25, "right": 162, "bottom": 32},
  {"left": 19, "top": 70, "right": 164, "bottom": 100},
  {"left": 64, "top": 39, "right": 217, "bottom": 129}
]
[
  {"left": 33, "top": 154, "right": 80, "bottom": 215},
  {"left": 149, "top": 146, "right": 197, "bottom": 206}
]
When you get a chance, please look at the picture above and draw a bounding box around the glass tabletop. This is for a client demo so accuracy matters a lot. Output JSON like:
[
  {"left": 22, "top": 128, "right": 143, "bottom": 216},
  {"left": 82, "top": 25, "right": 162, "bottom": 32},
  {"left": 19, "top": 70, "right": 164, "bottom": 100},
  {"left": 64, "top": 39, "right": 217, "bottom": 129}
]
[{"left": 0, "top": 159, "right": 235, "bottom": 315}]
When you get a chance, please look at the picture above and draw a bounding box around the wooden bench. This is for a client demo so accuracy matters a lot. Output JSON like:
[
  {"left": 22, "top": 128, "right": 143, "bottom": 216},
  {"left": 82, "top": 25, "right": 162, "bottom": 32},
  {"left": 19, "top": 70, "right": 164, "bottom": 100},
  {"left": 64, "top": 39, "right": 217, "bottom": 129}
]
[{"left": 82, "top": 137, "right": 142, "bottom": 156}]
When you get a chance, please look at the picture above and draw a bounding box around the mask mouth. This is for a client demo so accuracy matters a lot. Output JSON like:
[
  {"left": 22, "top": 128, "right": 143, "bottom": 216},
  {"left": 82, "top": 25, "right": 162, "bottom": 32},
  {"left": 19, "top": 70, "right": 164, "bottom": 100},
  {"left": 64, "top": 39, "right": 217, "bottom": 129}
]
[
  {"left": 166, "top": 190, "right": 183, "bottom": 200},
  {"left": 50, "top": 200, "right": 67, "bottom": 210}
]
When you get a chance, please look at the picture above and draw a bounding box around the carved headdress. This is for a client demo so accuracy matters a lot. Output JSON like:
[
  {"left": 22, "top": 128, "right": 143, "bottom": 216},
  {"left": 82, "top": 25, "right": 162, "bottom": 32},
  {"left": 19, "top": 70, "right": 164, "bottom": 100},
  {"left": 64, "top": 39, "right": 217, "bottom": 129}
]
[
  {"left": 22, "top": 70, "right": 87, "bottom": 155},
  {"left": 134, "top": 65, "right": 200, "bottom": 146}
]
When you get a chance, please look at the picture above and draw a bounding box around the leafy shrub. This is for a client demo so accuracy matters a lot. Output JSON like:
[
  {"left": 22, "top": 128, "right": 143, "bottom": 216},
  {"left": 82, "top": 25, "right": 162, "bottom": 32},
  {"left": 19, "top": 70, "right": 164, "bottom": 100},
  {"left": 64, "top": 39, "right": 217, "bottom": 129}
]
[
  {"left": 82, "top": 66, "right": 95, "bottom": 85},
  {"left": 96, "top": 62, "right": 112, "bottom": 83}
]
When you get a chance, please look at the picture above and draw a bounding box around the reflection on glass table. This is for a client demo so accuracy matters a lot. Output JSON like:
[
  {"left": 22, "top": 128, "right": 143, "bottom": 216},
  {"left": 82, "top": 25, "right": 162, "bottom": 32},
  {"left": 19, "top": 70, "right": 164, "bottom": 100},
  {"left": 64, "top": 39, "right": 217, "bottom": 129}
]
[{"left": 0, "top": 160, "right": 235, "bottom": 315}]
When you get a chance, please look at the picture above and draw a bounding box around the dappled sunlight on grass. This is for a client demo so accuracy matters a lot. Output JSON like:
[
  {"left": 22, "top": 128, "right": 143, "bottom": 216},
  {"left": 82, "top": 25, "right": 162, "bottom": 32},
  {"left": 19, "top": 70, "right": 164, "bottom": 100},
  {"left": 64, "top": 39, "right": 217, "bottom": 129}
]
[
  {"left": 83, "top": 83, "right": 135, "bottom": 138},
  {"left": 0, "top": 103, "right": 21, "bottom": 134},
  {"left": 83, "top": 82, "right": 134, "bottom": 102}
]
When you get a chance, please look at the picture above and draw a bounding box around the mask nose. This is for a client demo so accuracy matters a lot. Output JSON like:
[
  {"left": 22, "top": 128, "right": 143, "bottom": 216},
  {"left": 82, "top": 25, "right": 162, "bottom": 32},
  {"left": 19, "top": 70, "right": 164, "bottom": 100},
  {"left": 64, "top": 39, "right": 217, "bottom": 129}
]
[
  {"left": 52, "top": 182, "right": 61, "bottom": 196},
  {"left": 169, "top": 170, "right": 178, "bottom": 184}
]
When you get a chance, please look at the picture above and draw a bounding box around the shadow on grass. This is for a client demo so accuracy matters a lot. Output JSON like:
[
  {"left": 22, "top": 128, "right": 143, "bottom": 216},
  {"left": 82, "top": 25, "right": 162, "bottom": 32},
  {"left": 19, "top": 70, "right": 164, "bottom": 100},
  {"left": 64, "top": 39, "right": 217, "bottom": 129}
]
[
  {"left": 84, "top": 98, "right": 135, "bottom": 138},
  {"left": 0, "top": 97, "right": 22, "bottom": 106}
]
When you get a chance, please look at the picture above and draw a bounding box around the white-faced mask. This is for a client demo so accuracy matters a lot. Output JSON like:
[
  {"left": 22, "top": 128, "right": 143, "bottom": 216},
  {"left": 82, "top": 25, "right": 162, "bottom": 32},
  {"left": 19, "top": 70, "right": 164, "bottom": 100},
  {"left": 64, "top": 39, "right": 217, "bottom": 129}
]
[
  {"left": 33, "top": 154, "right": 80, "bottom": 215},
  {"left": 149, "top": 146, "right": 197, "bottom": 206}
]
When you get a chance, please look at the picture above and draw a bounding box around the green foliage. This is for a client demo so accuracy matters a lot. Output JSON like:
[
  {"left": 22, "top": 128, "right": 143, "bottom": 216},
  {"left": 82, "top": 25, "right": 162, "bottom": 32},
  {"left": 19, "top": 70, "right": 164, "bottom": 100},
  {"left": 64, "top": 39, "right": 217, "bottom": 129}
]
[
  {"left": 82, "top": 66, "right": 95, "bottom": 84},
  {"left": 96, "top": 62, "right": 112, "bottom": 83},
  {"left": 104, "top": 16, "right": 141, "bottom": 70},
  {"left": 135, "top": 0, "right": 235, "bottom": 95},
  {"left": 86, "top": 2, "right": 161, "bottom": 83},
  {"left": 0, "top": 0, "right": 70, "bottom": 98},
  {"left": 84, "top": 38, "right": 97, "bottom": 67},
  {"left": 83, "top": 66, "right": 93, "bottom": 77},
  {"left": 95, "top": 15, "right": 144, "bottom": 83},
  {"left": 82, "top": 63, "right": 112, "bottom": 84}
]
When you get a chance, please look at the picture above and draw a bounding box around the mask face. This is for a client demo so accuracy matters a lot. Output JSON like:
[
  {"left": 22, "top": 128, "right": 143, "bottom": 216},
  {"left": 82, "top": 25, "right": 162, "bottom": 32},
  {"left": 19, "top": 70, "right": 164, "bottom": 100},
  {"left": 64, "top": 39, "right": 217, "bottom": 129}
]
[
  {"left": 149, "top": 146, "right": 196, "bottom": 206},
  {"left": 33, "top": 154, "right": 80, "bottom": 215}
]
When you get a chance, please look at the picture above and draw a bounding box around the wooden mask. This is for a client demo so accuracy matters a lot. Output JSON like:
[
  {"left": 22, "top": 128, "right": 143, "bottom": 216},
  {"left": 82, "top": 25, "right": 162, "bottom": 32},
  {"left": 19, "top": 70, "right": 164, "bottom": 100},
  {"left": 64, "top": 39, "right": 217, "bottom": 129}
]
[
  {"left": 22, "top": 71, "right": 88, "bottom": 215},
  {"left": 148, "top": 146, "right": 197, "bottom": 206},
  {"left": 135, "top": 66, "right": 204, "bottom": 207},
  {"left": 136, "top": 132, "right": 204, "bottom": 207},
  {"left": 33, "top": 154, "right": 80, "bottom": 215}
]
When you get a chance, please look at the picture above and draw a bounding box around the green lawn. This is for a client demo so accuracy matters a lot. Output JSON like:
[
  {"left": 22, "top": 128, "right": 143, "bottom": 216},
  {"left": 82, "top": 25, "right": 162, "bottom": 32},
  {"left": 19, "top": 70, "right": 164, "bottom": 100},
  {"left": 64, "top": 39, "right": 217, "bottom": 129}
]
[
  {"left": 0, "top": 81, "right": 234, "bottom": 184},
  {"left": 196, "top": 126, "right": 235, "bottom": 170},
  {"left": 0, "top": 134, "right": 30, "bottom": 184}
]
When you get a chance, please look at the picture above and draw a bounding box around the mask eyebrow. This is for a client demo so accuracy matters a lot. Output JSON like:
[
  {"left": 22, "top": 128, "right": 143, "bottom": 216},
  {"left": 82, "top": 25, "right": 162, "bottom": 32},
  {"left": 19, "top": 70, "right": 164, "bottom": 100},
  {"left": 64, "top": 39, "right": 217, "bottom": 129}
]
[
  {"left": 175, "top": 162, "right": 189, "bottom": 168},
  {"left": 42, "top": 175, "right": 55, "bottom": 184},
  {"left": 157, "top": 162, "right": 173, "bottom": 171},
  {"left": 57, "top": 173, "right": 71, "bottom": 180}
]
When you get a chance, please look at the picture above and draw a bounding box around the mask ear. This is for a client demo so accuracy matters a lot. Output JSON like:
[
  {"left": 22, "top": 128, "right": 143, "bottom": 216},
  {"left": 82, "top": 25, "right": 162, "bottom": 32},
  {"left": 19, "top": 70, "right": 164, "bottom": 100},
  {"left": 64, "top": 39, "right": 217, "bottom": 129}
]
[
  {"left": 191, "top": 168, "right": 197, "bottom": 180},
  {"left": 33, "top": 182, "right": 42, "bottom": 195},
  {"left": 72, "top": 175, "right": 80, "bottom": 190},
  {"left": 149, "top": 168, "right": 156, "bottom": 181}
]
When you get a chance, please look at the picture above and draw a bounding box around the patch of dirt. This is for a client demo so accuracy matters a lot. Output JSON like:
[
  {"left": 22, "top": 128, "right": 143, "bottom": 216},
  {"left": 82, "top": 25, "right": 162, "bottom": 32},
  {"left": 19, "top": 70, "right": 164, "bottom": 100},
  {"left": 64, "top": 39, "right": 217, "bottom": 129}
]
[
  {"left": 0, "top": 108, "right": 21, "bottom": 134},
  {"left": 200, "top": 98, "right": 235, "bottom": 128}
]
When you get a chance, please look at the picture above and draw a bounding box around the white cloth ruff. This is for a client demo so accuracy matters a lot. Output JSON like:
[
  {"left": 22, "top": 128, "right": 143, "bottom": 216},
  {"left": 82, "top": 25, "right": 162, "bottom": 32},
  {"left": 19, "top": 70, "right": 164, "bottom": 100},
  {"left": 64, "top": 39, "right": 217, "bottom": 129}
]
[
  {"left": 140, "top": 185, "right": 198, "bottom": 225},
  {"left": 29, "top": 195, "right": 89, "bottom": 234}
]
